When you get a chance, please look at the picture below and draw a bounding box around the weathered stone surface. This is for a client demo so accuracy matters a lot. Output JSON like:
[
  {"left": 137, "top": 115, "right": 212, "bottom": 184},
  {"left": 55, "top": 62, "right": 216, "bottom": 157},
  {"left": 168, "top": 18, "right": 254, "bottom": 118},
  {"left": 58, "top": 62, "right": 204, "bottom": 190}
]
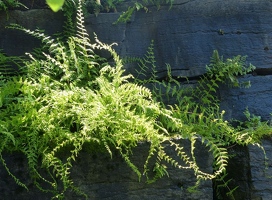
[
  {"left": 0, "top": 153, "right": 52, "bottom": 200},
  {"left": 69, "top": 139, "right": 213, "bottom": 200},
  {"left": 86, "top": 0, "right": 272, "bottom": 79},
  {"left": 0, "top": 9, "right": 64, "bottom": 56},
  {"left": 215, "top": 145, "right": 252, "bottom": 200},
  {"left": 249, "top": 138, "right": 272, "bottom": 200},
  {"left": 219, "top": 75, "right": 272, "bottom": 121},
  {"left": 1, "top": 0, "right": 272, "bottom": 79},
  {"left": 0, "top": 140, "right": 213, "bottom": 199}
]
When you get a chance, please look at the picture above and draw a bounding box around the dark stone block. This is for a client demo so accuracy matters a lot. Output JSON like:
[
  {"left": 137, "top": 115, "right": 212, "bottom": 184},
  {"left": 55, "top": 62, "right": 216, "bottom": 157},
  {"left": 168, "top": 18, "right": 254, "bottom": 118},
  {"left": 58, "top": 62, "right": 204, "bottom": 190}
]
[
  {"left": 214, "top": 145, "right": 252, "bottom": 200},
  {"left": 0, "top": 9, "right": 64, "bottom": 56},
  {"left": 0, "top": 139, "right": 213, "bottom": 199},
  {"left": 249, "top": 139, "right": 272, "bottom": 200},
  {"left": 86, "top": 0, "right": 272, "bottom": 78},
  {"left": 219, "top": 75, "right": 272, "bottom": 121}
]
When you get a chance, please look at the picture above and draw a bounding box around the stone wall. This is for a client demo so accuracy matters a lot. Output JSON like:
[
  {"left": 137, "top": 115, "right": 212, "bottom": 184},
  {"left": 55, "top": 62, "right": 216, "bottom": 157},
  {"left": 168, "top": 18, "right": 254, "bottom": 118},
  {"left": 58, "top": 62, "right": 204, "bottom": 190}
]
[
  {"left": 0, "top": 140, "right": 213, "bottom": 200},
  {"left": 249, "top": 139, "right": 272, "bottom": 200},
  {"left": 1, "top": 0, "right": 272, "bottom": 199}
]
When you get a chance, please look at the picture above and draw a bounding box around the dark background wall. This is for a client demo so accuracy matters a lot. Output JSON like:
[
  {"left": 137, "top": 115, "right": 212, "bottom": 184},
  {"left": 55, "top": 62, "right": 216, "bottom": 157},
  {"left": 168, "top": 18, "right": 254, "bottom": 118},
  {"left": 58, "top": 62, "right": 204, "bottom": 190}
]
[{"left": 0, "top": 0, "right": 272, "bottom": 199}]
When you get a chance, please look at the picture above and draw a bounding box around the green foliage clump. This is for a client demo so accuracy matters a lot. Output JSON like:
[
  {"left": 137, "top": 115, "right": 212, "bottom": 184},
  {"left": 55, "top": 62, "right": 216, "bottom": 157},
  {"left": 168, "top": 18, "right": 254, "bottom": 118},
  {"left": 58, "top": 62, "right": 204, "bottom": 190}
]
[
  {"left": 236, "top": 108, "right": 272, "bottom": 143},
  {"left": 0, "top": 0, "right": 26, "bottom": 18},
  {"left": 81, "top": 0, "right": 174, "bottom": 23},
  {"left": 1, "top": 1, "right": 272, "bottom": 200},
  {"left": 0, "top": 2, "right": 188, "bottom": 198},
  {"left": 85, "top": 0, "right": 124, "bottom": 15},
  {"left": 0, "top": 50, "right": 23, "bottom": 76},
  {"left": 114, "top": 0, "right": 174, "bottom": 23},
  {"left": 129, "top": 41, "right": 272, "bottom": 197},
  {"left": 0, "top": 0, "right": 21, "bottom": 10}
]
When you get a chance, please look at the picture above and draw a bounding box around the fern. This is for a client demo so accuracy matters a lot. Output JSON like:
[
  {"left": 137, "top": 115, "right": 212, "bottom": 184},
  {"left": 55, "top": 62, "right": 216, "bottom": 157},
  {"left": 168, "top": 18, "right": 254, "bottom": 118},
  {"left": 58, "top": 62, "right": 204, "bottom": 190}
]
[
  {"left": 0, "top": 50, "right": 23, "bottom": 78},
  {"left": 127, "top": 42, "right": 272, "bottom": 197},
  {"left": 1, "top": 1, "right": 272, "bottom": 199},
  {"left": 0, "top": 153, "right": 28, "bottom": 190},
  {"left": 0, "top": 1, "right": 190, "bottom": 198},
  {"left": 213, "top": 172, "right": 237, "bottom": 200},
  {"left": 114, "top": 6, "right": 136, "bottom": 24},
  {"left": 114, "top": 0, "right": 174, "bottom": 23}
]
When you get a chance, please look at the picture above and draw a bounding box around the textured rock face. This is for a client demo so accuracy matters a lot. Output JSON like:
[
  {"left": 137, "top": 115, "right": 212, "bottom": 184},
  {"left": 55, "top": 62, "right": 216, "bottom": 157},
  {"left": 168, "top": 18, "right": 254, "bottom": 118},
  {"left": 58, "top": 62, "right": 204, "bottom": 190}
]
[
  {"left": 0, "top": 9, "right": 64, "bottom": 56},
  {"left": 0, "top": 140, "right": 213, "bottom": 199},
  {"left": 219, "top": 75, "right": 272, "bottom": 121},
  {"left": 86, "top": 0, "right": 272, "bottom": 78},
  {"left": 1, "top": 0, "right": 272, "bottom": 199},
  {"left": 2, "top": 0, "right": 272, "bottom": 79},
  {"left": 249, "top": 139, "right": 272, "bottom": 200},
  {"left": 69, "top": 140, "right": 213, "bottom": 200},
  {"left": 217, "top": 145, "right": 252, "bottom": 200}
]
